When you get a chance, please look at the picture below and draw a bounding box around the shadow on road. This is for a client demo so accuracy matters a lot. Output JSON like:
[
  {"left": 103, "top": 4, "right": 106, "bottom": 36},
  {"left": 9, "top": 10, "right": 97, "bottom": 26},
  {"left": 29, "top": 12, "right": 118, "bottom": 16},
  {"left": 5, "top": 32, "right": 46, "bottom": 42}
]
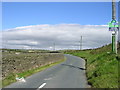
[{"left": 61, "top": 64, "right": 86, "bottom": 70}]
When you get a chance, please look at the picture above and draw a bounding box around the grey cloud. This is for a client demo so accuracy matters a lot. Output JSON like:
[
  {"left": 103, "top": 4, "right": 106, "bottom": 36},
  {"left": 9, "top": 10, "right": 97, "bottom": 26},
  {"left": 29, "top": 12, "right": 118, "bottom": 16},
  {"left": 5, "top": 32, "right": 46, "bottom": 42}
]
[{"left": 1, "top": 24, "right": 112, "bottom": 50}]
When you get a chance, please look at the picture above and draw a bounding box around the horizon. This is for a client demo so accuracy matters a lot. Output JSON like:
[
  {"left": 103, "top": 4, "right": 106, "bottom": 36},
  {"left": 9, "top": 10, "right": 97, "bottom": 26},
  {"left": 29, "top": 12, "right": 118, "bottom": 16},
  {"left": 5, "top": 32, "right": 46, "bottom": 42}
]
[{"left": 1, "top": 2, "right": 119, "bottom": 50}]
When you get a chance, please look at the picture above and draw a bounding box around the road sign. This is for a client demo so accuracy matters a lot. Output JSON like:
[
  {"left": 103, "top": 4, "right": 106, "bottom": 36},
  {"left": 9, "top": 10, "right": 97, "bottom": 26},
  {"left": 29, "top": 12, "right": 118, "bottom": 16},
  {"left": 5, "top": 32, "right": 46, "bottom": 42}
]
[
  {"left": 109, "top": 27, "right": 119, "bottom": 31},
  {"left": 108, "top": 20, "right": 119, "bottom": 31}
]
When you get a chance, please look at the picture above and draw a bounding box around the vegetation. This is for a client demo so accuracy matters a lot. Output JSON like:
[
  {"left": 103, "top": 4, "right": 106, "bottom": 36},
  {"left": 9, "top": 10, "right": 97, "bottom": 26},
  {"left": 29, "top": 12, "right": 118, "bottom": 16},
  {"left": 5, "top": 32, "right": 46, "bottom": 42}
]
[
  {"left": 2, "top": 49, "right": 65, "bottom": 87},
  {"left": 2, "top": 57, "right": 66, "bottom": 87},
  {"left": 64, "top": 44, "right": 119, "bottom": 88},
  {"left": 2, "top": 49, "right": 50, "bottom": 53}
]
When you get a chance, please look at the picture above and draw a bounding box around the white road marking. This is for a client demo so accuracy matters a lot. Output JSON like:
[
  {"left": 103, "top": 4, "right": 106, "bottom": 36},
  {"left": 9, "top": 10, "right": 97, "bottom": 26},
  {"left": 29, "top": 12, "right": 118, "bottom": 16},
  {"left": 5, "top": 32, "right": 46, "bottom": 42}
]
[
  {"left": 44, "top": 77, "right": 52, "bottom": 80},
  {"left": 38, "top": 83, "right": 46, "bottom": 89}
]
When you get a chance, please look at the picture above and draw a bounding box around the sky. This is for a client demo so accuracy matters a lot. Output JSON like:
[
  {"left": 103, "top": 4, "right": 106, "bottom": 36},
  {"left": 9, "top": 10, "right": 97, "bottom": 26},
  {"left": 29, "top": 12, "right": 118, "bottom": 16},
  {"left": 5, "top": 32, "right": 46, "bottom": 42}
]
[
  {"left": 2, "top": 24, "right": 112, "bottom": 50},
  {"left": 1, "top": 2, "right": 119, "bottom": 50},
  {"left": 2, "top": 0, "right": 120, "bottom": 2},
  {"left": 2, "top": 2, "right": 117, "bottom": 30}
]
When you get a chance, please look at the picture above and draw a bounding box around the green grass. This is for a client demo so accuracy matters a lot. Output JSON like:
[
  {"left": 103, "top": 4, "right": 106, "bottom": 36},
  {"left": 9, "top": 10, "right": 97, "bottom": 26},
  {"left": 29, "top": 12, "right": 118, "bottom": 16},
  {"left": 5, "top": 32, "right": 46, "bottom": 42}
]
[
  {"left": 64, "top": 44, "right": 119, "bottom": 88},
  {"left": 2, "top": 57, "right": 66, "bottom": 87}
]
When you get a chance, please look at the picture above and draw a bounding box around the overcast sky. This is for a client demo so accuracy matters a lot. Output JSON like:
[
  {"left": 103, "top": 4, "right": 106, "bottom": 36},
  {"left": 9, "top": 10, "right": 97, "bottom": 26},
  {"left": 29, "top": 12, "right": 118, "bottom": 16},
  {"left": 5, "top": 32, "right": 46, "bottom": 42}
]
[
  {"left": 1, "top": 2, "right": 119, "bottom": 50},
  {"left": 1, "top": 24, "right": 112, "bottom": 50}
]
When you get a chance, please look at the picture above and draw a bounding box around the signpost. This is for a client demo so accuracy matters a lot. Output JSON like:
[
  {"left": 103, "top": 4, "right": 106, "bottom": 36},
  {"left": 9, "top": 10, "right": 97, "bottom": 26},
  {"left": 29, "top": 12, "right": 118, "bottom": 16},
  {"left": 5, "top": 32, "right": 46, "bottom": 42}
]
[
  {"left": 112, "top": 32, "right": 116, "bottom": 52},
  {"left": 109, "top": 0, "right": 119, "bottom": 54},
  {"left": 109, "top": 20, "right": 119, "bottom": 31}
]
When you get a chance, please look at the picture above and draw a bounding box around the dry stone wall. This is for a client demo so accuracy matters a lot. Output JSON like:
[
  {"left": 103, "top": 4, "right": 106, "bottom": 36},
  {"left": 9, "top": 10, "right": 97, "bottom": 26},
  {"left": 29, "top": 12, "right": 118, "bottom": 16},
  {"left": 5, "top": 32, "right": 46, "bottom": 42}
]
[{"left": 2, "top": 51, "right": 64, "bottom": 79}]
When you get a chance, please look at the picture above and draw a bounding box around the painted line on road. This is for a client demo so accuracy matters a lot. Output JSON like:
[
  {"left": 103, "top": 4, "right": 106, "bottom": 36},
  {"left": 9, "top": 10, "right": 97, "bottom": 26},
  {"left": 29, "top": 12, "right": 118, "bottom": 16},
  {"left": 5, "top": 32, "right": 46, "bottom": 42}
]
[
  {"left": 37, "top": 83, "right": 46, "bottom": 89},
  {"left": 44, "top": 77, "right": 52, "bottom": 81}
]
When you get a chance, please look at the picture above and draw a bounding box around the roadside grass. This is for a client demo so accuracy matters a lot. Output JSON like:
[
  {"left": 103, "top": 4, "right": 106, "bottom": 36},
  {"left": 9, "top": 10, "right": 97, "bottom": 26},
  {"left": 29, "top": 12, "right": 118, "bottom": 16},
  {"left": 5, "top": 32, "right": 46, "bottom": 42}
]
[
  {"left": 64, "top": 44, "right": 118, "bottom": 88},
  {"left": 2, "top": 57, "right": 66, "bottom": 87}
]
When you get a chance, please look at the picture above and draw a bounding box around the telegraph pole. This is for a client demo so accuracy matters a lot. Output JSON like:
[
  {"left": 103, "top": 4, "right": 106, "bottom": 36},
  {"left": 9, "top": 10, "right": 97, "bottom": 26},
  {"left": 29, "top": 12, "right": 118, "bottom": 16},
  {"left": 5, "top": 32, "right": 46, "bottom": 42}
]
[
  {"left": 112, "top": 0, "right": 117, "bottom": 54},
  {"left": 112, "top": 0, "right": 116, "bottom": 20},
  {"left": 110, "top": 0, "right": 118, "bottom": 54},
  {"left": 53, "top": 43, "right": 55, "bottom": 51},
  {"left": 79, "top": 36, "right": 82, "bottom": 50}
]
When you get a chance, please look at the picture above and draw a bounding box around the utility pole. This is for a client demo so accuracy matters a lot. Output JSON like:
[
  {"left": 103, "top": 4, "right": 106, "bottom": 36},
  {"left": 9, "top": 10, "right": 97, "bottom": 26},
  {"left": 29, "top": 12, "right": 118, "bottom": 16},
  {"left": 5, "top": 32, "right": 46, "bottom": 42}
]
[
  {"left": 112, "top": 0, "right": 116, "bottom": 20},
  {"left": 108, "top": 0, "right": 119, "bottom": 54},
  {"left": 53, "top": 43, "right": 55, "bottom": 51},
  {"left": 79, "top": 36, "right": 82, "bottom": 50},
  {"left": 112, "top": 0, "right": 117, "bottom": 54}
]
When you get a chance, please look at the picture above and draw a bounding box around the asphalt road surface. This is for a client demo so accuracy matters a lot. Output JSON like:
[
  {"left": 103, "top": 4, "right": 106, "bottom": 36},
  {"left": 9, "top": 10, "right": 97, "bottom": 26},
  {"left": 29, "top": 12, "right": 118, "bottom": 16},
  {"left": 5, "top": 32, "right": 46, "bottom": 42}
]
[{"left": 4, "top": 54, "right": 88, "bottom": 89}]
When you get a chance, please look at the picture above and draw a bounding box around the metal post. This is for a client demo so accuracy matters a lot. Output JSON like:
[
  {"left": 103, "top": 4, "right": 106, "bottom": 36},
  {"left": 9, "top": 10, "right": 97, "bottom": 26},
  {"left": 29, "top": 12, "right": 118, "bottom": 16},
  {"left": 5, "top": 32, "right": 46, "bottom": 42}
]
[
  {"left": 115, "top": 31, "right": 117, "bottom": 54},
  {"left": 112, "top": 0, "right": 117, "bottom": 54},
  {"left": 112, "top": 0, "right": 116, "bottom": 20},
  {"left": 112, "top": 33, "right": 116, "bottom": 53}
]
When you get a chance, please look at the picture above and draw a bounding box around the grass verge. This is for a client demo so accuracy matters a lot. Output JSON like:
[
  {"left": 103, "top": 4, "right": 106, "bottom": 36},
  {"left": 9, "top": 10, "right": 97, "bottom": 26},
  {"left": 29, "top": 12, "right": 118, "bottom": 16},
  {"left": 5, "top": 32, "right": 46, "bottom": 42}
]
[
  {"left": 64, "top": 44, "right": 118, "bottom": 88},
  {"left": 2, "top": 57, "right": 66, "bottom": 87}
]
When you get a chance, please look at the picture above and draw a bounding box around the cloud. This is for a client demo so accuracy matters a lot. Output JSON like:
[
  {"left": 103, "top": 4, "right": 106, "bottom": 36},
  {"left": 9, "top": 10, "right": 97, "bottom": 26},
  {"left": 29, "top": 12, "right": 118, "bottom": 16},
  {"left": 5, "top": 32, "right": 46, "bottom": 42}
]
[{"left": 1, "top": 24, "right": 112, "bottom": 50}]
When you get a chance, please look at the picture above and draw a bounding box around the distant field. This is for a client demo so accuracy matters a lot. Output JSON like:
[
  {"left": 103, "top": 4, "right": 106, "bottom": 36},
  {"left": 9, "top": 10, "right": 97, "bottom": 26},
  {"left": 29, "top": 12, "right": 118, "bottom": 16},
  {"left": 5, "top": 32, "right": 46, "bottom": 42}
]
[
  {"left": 64, "top": 44, "right": 119, "bottom": 88},
  {"left": 2, "top": 49, "right": 64, "bottom": 87}
]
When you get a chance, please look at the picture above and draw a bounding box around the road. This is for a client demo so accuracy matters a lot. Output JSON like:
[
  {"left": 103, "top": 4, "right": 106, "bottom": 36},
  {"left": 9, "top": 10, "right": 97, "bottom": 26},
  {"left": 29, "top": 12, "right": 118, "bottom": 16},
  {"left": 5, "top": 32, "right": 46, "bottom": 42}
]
[{"left": 4, "top": 54, "right": 88, "bottom": 89}]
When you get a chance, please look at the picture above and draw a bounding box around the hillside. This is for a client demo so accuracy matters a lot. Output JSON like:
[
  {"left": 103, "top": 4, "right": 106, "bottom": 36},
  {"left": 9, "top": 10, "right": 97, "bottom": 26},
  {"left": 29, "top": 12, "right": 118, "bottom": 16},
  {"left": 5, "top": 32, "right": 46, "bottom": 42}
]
[{"left": 64, "top": 44, "right": 119, "bottom": 88}]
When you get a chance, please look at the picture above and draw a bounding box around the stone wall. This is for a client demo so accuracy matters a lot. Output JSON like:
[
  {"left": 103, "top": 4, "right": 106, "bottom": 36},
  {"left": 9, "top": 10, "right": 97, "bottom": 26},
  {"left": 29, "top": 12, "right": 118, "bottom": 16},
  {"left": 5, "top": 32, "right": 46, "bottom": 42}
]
[{"left": 2, "top": 51, "right": 64, "bottom": 79}]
